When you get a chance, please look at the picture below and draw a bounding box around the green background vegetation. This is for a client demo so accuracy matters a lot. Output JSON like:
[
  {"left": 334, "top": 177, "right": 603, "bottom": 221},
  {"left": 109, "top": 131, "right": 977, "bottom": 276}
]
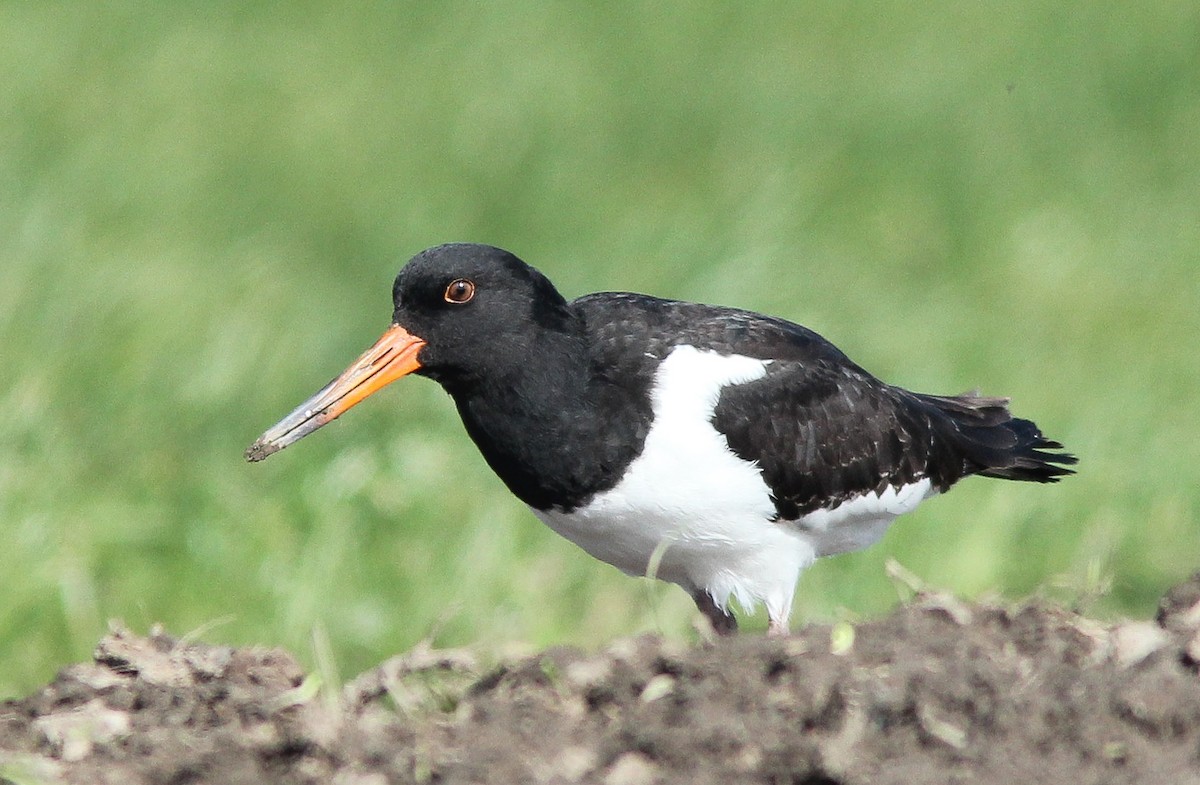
[{"left": 2, "top": 3, "right": 1197, "bottom": 697}]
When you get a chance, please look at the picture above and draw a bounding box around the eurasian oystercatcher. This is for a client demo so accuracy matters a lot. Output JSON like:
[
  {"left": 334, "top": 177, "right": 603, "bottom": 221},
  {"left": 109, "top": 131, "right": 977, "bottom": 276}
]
[{"left": 246, "top": 243, "right": 1076, "bottom": 636}]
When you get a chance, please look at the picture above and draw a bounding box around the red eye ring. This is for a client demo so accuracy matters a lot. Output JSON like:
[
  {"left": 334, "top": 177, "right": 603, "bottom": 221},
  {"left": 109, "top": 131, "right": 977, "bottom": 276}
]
[{"left": 444, "top": 278, "right": 476, "bottom": 304}]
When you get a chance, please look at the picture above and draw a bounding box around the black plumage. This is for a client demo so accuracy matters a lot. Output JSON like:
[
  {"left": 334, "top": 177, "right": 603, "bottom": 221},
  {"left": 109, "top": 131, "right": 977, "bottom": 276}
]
[{"left": 248, "top": 243, "right": 1077, "bottom": 636}]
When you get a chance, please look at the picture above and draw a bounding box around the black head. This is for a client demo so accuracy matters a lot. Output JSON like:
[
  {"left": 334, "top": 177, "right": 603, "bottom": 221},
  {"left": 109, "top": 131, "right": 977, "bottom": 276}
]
[
  {"left": 245, "top": 243, "right": 577, "bottom": 460},
  {"left": 391, "top": 243, "right": 576, "bottom": 391}
]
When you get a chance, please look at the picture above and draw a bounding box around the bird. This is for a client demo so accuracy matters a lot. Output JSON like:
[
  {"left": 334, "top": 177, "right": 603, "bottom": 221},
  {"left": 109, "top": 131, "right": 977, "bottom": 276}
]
[{"left": 246, "top": 243, "right": 1076, "bottom": 636}]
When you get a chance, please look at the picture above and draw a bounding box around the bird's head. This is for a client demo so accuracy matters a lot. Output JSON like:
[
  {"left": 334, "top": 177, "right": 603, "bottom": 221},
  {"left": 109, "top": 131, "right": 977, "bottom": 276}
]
[{"left": 245, "top": 243, "right": 571, "bottom": 462}]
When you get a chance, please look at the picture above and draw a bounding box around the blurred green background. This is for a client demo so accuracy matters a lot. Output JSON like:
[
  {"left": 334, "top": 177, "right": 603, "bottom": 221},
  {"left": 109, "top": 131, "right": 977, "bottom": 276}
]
[{"left": 2, "top": 2, "right": 1197, "bottom": 697}]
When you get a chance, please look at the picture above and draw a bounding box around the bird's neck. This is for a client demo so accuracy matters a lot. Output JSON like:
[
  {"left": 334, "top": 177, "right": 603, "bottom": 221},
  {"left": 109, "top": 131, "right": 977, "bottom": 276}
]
[{"left": 446, "top": 334, "right": 650, "bottom": 512}]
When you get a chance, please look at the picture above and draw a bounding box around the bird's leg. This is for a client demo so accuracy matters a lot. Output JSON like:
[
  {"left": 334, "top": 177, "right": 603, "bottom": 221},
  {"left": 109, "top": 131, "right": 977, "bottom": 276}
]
[
  {"left": 692, "top": 590, "right": 738, "bottom": 636},
  {"left": 766, "top": 617, "right": 790, "bottom": 637}
]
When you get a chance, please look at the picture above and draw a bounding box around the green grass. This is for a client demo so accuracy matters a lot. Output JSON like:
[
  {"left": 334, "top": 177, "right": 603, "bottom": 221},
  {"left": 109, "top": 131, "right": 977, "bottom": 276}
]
[{"left": 2, "top": 2, "right": 1198, "bottom": 697}]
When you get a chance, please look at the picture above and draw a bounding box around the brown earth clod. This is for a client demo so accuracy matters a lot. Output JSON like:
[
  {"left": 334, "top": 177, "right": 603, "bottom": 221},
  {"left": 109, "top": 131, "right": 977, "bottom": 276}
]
[{"left": 3, "top": 575, "right": 1200, "bottom": 784}]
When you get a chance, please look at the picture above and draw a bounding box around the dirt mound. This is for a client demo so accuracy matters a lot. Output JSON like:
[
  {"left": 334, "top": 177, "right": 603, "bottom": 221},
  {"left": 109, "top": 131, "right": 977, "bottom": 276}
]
[{"left": 3, "top": 577, "right": 1200, "bottom": 785}]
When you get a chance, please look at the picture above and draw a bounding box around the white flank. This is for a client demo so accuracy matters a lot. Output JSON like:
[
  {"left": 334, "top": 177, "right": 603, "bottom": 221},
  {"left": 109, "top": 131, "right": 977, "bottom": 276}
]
[
  {"left": 532, "top": 345, "right": 935, "bottom": 627},
  {"left": 791, "top": 478, "right": 935, "bottom": 558}
]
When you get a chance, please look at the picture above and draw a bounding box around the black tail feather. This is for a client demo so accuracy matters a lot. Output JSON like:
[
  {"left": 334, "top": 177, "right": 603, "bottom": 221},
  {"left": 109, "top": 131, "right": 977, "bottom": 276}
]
[{"left": 920, "top": 393, "right": 1077, "bottom": 484}]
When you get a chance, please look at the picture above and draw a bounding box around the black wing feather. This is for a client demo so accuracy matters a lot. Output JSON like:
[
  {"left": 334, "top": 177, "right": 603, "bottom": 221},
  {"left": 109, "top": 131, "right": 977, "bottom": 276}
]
[
  {"left": 713, "top": 362, "right": 1076, "bottom": 519},
  {"left": 573, "top": 293, "right": 1076, "bottom": 521}
]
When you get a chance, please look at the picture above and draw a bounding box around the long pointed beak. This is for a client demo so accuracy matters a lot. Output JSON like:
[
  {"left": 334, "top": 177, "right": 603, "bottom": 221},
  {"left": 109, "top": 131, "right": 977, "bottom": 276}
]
[{"left": 245, "top": 324, "right": 427, "bottom": 462}]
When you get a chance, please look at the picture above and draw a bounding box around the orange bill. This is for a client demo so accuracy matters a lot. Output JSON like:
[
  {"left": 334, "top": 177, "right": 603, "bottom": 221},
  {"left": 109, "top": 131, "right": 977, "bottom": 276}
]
[{"left": 245, "top": 324, "right": 426, "bottom": 462}]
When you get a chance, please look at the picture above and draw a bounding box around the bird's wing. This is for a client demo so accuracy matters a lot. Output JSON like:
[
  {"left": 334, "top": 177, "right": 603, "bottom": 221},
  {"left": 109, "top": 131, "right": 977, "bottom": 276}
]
[
  {"left": 710, "top": 357, "right": 967, "bottom": 519},
  {"left": 572, "top": 293, "right": 1069, "bottom": 521}
]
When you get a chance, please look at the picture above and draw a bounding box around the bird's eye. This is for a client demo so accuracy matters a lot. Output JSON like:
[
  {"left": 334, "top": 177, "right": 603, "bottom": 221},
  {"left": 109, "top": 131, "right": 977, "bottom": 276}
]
[{"left": 443, "top": 278, "right": 476, "bottom": 304}]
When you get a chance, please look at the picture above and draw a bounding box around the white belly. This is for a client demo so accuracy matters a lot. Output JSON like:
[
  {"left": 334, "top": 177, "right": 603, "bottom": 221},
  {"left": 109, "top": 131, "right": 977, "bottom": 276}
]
[{"left": 531, "top": 345, "right": 934, "bottom": 623}]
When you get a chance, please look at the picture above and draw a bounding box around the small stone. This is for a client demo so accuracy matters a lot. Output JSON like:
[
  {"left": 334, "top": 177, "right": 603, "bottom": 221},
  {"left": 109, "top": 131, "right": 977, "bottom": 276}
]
[
  {"left": 34, "top": 700, "right": 132, "bottom": 762},
  {"left": 1111, "top": 622, "right": 1170, "bottom": 668},
  {"left": 184, "top": 645, "right": 234, "bottom": 679},
  {"left": 57, "top": 663, "right": 128, "bottom": 691},
  {"left": 552, "top": 745, "right": 597, "bottom": 782},
  {"left": 639, "top": 674, "right": 675, "bottom": 703},
  {"left": 606, "top": 638, "right": 640, "bottom": 662},
  {"left": 605, "top": 752, "right": 659, "bottom": 785},
  {"left": 565, "top": 658, "right": 611, "bottom": 690},
  {"left": 916, "top": 704, "right": 967, "bottom": 750}
]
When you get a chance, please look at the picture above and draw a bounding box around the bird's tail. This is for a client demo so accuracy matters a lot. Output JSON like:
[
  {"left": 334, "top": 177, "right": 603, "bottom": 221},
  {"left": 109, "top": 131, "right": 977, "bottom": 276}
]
[{"left": 919, "top": 392, "right": 1078, "bottom": 483}]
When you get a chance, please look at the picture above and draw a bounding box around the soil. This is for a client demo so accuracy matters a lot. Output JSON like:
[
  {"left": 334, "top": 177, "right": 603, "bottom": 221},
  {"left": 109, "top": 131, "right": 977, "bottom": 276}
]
[{"left": 4, "top": 576, "right": 1200, "bottom": 785}]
